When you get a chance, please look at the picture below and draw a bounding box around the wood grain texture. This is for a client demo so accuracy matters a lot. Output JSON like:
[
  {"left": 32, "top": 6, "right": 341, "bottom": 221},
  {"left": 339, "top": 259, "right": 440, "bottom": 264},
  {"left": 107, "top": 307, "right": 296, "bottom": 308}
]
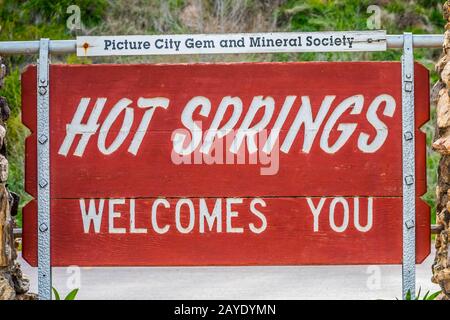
[{"left": 20, "top": 62, "right": 430, "bottom": 266}]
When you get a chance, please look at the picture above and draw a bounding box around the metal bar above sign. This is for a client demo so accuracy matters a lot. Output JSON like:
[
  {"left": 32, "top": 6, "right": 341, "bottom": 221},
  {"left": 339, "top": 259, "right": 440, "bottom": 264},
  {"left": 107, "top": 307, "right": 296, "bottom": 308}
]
[
  {"left": 37, "top": 38, "right": 52, "bottom": 300},
  {"left": 76, "top": 31, "right": 387, "bottom": 56},
  {"left": 401, "top": 32, "right": 416, "bottom": 300},
  {"left": 0, "top": 34, "right": 443, "bottom": 55}
]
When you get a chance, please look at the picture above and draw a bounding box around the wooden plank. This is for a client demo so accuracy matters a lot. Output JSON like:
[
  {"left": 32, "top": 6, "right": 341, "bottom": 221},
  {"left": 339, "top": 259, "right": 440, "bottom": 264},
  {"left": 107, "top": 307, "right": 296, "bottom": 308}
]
[
  {"left": 20, "top": 62, "right": 430, "bottom": 266},
  {"left": 76, "top": 31, "right": 387, "bottom": 57},
  {"left": 22, "top": 62, "right": 429, "bottom": 198},
  {"left": 22, "top": 197, "right": 429, "bottom": 266}
]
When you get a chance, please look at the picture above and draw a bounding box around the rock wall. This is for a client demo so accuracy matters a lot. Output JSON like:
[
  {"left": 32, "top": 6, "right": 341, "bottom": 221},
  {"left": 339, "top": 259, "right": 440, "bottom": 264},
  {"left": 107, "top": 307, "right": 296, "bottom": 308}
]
[
  {"left": 431, "top": 0, "right": 450, "bottom": 301},
  {"left": 0, "top": 57, "right": 36, "bottom": 300}
]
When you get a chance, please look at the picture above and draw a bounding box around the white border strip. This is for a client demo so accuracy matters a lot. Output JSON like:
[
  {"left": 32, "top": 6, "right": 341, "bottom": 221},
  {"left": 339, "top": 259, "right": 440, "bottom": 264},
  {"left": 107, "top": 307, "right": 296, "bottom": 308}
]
[{"left": 77, "top": 31, "right": 386, "bottom": 56}]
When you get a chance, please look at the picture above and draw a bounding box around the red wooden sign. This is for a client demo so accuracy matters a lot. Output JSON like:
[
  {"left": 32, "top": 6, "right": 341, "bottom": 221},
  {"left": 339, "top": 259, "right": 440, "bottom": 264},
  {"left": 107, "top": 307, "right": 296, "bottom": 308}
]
[{"left": 21, "top": 62, "right": 430, "bottom": 266}]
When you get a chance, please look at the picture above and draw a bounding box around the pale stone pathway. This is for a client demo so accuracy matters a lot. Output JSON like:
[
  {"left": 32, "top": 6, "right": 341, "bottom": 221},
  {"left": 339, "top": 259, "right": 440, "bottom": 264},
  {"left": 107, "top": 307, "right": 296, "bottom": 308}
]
[{"left": 18, "top": 246, "right": 440, "bottom": 300}]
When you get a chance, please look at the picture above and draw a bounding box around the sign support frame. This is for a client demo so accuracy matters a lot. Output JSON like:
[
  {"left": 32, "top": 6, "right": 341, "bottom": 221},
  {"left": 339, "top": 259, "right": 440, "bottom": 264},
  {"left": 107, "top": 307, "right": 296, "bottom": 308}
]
[
  {"left": 401, "top": 32, "right": 416, "bottom": 299},
  {"left": 37, "top": 38, "right": 51, "bottom": 301},
  {"left": 20, "top": 32, "right": 437, "bottom": 300}
]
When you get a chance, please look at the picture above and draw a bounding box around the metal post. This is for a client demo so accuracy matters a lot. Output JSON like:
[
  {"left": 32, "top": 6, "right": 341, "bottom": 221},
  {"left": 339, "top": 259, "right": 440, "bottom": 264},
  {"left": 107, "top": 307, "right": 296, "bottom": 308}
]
[
  {"left": 37, "top": 38, "right": 51, "bottom": 300},
  {"left": 401, "top": 32, "right": 416, "bottom": 299},
  {"left": 0, "top": 32, "right": 438, "bottom": 300},
  {"left": 0, "top": 34, "right": 444, "bottom": 55}
]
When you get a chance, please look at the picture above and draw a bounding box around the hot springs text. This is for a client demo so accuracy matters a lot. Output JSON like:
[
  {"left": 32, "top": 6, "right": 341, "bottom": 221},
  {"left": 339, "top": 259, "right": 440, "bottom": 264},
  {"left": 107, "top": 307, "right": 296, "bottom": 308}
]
[{"left": 58, "top": 94, "right": 396, "bottom": 163}]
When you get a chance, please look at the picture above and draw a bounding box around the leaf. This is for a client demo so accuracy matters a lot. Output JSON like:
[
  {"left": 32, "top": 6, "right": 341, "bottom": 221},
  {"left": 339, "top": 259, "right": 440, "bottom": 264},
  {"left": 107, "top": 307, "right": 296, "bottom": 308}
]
[
  {"left": 52, "top": 287, "right": 61, "bottom": 300},
  {"left": 415, "top": 287, "right": 421, "bottom": 300},
  {"left": 423, "top": 290, "right": 430, "bottom": 300},
  {"left": 64, "top": 288, "right": 79, "bottom": 300},
  {"left": 426, "top": 290, "right": 441, "bottom": 300},
  {"left": 405, "top": 290, "right": 412, "bottom": 300}
]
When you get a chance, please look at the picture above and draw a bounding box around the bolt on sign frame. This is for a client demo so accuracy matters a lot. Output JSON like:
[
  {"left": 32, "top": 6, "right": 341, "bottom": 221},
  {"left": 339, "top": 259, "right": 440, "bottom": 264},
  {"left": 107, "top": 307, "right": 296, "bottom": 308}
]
[{"left": 0, "top": 32, "right": 443, "bottom": 300}]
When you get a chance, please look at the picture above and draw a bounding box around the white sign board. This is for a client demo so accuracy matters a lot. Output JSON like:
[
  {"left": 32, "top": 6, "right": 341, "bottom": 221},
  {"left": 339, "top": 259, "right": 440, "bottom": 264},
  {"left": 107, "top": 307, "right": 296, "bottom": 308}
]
[{"left": 77, "top": 31, "right": 387, "bottom": 57}]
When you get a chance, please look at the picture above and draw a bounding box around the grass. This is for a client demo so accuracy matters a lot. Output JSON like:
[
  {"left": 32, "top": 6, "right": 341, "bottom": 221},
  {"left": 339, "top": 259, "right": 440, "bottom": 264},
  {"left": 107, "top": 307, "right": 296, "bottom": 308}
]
[{"left": 0, "top": 0, "right": 445, "bottom": 227}]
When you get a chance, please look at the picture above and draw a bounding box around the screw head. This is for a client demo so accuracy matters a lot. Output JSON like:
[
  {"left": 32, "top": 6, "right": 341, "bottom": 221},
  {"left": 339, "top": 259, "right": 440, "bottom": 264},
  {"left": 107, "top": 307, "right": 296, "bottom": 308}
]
[
  {"left": 404, "top": 82, "right": 413, "bottom": 92},
  {"left": 38, "top": 134, "right": 48, "bottom": 144},
  {"left": 405, "top": 175, "right": 414, "bottom": 186},
  {"left": 405, "top": 220, "right": 415, "bottom": 229},
  {"left": 39, "top": 223, "right": 48, "bottom": 232},
  {"left": 404, "top": 131, "right": 413, "bottom": 141},
  {"left": 39, "top": 179, "right": 48, "bottom": 188},
  {"left": 38, "top": 86, "right": 47, "bottom": 96}
]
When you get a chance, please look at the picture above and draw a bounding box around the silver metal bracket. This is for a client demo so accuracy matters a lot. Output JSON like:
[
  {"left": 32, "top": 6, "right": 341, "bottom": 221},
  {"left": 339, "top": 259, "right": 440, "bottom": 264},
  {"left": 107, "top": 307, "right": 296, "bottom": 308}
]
[
  {"left": 401, "top": 32, "right": 416, "bottom": 300},
  {"left": 37, "top": 38, "right": 52, "bottom": 300}
]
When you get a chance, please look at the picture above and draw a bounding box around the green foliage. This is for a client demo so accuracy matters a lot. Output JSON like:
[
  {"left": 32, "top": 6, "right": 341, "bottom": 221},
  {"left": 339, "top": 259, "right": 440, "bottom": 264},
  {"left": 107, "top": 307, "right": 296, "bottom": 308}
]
[
  {"left": 20, "top": 0, "right": 107, "bottom": 26},
  {"left": 271, "top": 0, "right": 445, "bottom": 96},
  {"left": 52, "top": 287, "right": 79, "bottom": 300},
  {"left": 402, "top": 288, "right": 441, "bottom": 300},
  {"left": 0, "top": 0, "right": 107, "bottom": 33},
  {"left": 283, "top": 0, "right": 370, "bottom": 32},
  {"left": 52, "top": 287, "right": 60, "bottom": 300}
]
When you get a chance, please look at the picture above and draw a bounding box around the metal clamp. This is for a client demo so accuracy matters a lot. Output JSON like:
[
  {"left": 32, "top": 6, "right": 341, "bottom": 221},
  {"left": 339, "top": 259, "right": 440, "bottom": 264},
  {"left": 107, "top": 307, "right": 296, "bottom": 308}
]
[
  {"left": 401, "top": 32, "right": 416, "bottom": 300},
  {"left": 37, "top": 38, "right": 51, "bottom": 300}
]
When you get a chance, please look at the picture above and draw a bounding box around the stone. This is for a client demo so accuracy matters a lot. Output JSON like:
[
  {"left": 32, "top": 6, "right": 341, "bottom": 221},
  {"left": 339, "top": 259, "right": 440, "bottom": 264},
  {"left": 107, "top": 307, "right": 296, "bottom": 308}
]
[
  {"left": 0, "top": 54, "right": 35, "bottom": 300},
  {"left": 0, "top": 156, "right": 8, "bottom": 184},
  {"left": 0, "top": 273, "right": 15, "bottom": 300},
  {"left": 437, "top": 89, "right": 450, "bottom": 128},
  {"left": 437, "top": 156, "right": 450, "bottom": 187},
  {"left": 442, "top": 63, "right": 450, "bottom": 87},
  {"left": 444, "top": 30, "right": 450, "bottom": 53},
  {"left": 431, "top": 1, "right": 450, "bottom": 299},
  {"left": 15, "top": 293, "right": 38, "bottom": 300},
  {"left": 0, "top": 185, "right": 13, "bottom": 268},
  {"left": 436, "top": 54, "right": 449, "bottom": 74},
  {"left": 0, "top": 64, "right": 5, "bottom": 89},
  {"left": 431, "top": 81, "right": 446, "bottom": 103},
  {"left": 0, "top": 97, "right": 9, "bottom": 123},
  {"left": 10, "top": 263, "right": 29, "bottom": 294},
  {"left": 433, "top": 134, "right": 450, "bottom": 154},
  {"left": 445, "top": 1, "right": 450, "bottom": 21},
  {"left": 9, "top": 192, "right": 19, "bottom": 217},
  {"left": 436, "top": 292, "right": 449, "bottom": 300}
]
